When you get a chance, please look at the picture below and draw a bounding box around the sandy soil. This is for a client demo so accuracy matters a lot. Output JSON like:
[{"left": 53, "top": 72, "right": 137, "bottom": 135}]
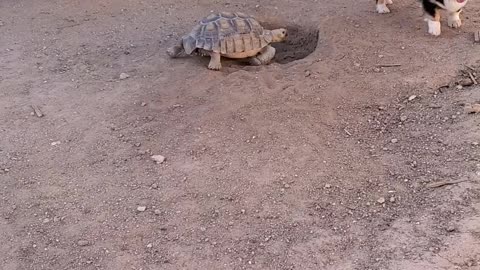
[{"left": 1, "top": 0, "right": 480, "bottom": 269}]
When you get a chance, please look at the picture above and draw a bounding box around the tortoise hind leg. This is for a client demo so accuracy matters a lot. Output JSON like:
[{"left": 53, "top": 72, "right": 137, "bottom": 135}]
[
  {"left": 208, "top": 52, "right": 222, "bottom": 70},
  {"left": 250, "top": 45, "right": 276, "bottom": 66}
]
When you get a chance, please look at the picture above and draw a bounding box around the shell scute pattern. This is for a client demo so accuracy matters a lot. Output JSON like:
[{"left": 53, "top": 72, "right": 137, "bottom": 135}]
[{"left": 184, "top": 12, "right": 268, "bottom": 55}]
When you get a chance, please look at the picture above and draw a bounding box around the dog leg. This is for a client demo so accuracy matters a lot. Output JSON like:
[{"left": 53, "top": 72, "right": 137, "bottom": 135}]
[
  {"left": 447, "top": 9, "right": 462, "bottom": 28},
  {"left": 376, "top": 0, "right": 391, "bottom": 13},
  {"left": 386, "top": 0, "right": 393, "bottom": 5},
  {"left": 427, "top": 14, "right": 441, "bottom": 36},
  {"left": 423, "top": 0, "right": 441, "bottom": 36}
]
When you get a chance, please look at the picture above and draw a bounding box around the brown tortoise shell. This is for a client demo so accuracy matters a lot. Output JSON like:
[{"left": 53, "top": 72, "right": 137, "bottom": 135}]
[{"left": 182, "top": 12, "right": 272, "bottom": 55}]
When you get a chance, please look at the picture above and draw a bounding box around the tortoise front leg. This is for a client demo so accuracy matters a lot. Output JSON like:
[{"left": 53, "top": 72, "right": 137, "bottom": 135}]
[
  {"left": 208, "top": 52, "right": 222, "bottom": 70},
  {"left": 251, "top": 45, "right": 276, "bottom": 66}
]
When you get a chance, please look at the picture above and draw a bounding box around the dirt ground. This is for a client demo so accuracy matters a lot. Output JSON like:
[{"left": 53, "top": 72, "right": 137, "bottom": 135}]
[{"left": 1, "top": 0, "right": 480, "bottom": 269}]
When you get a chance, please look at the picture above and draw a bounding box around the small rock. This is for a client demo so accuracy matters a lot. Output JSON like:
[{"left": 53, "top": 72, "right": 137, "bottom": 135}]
[
  {"left": 43, "top": 218, "right": 50, "bottom": 224},
  {"left": 446, "top": 226, "right": 456, "bottom": 232},
  {"left": 377, "top": 197, "right": 386, "bottom": 204},
  {"left": 456, "top": 85, "right": 463, "bottom": 90},
  {"left": 141, "top": 102, "right": 147, "bottom": 107},
  {"left": 373, "top": 67, "right": 381, "bottom": 73},
  {"left": 146, "top": 243, "right": 153, "bottom": 248},
  {"left": 77, "top": 240, "right": 90, "bottom": 246},
  {"left": 154, "top": 209, "right": 162, "bottom": 215},
  {"left": 400, "top": 115, "right": 408, "bottom": 122},
  {"left": 389, "top": 197, "right": 396, "bottom": 203},
  {"left": 324, "top": 184, "right": 332, "bottom": 188},
  {"left": 151, "top": 155, "right": 166, "bottom": 164},
  {"left": 151, "top": 183, "right": 158, "bottom": 189},
  {"left": 472, "top": 142, "right": 479, "bottom": 146},
  {"left": 305, "top": 70, "right": 311, "bottom": 77},
  {"left": 119, "top": 73, "right": 130, "bottom": 80},
  {"left": 137, "top": 206, "right": 147, "bottom": 212},
  {"left": 378, "top": 106, "right": 386, "bottom": 111},
  {"left": 464, "top": 104, "right": 480, "bottom": 114},
  {"left": 391, "top": 138, "right": 398, "bottom": 144},
  {"left": 408, "top": 95, "right": 417, "bottom": 101},
  {"left": 51, "top": 141, "right": 61, "bottom": 146},
  {"left": 459, "top": 78, "right": 474, "bottom": 87}
]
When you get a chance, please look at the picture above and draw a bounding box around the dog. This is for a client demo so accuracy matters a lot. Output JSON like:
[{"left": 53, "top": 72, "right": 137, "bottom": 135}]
[{"left": 375, "top": 0, "right": 469, "bottom": 36}]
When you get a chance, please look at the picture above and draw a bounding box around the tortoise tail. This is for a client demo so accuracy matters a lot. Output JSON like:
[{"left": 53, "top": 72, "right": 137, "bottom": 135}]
[{"left": 166, "top": 40, "right": 185, "bottom": 58}]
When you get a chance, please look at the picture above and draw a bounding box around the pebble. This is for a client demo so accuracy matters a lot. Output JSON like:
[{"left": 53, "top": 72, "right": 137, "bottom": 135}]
[
  {"left": 146, "top": 243, "right": 153, "bottom": 248},
  {"left": 137, "top": 206, "right": 147, "bottom": 212},
  {"left": 408, "top": 95, "right": 417, "bottom": 101},
  {"left": 77, "top": 240, "right": 90, "bottom": 246},
  {"left": 151, "top": 183, "right": 158, "bottom": 189},
  {"left": 391, "top": 139, "right": 398, "bottom": 144},
  {"left": 151, "top": 155, "right": 166, "bottom": 164},
  {"left": 154, "top": 209, "right": 162, "bottom": 215},
  {"left": 119, "top": 73, "right": 130, "bottom": 80},
  {"left": 43, "top": 218, "right": 50, "bottom": 223},
  {"left": 389, "top": 197, "right": 396, "bottom": 203},
  {"left": 446, "top": 226, "right": 456, "bottom": 232},
  {"left": 51, "top": 141, "right": 61, "bottom": 146},
  {"left": 141, "top": 102, "right": 147, "bottom": 107},
  {"left": 377, "top": 197, "right": 386, "bottom": 204},
  {"left": 465, "top": 104, "right": 480, "bottom": 114},
  {"left": 472, "top": 142, "right": 479, "bottom": 146},
  {"left": 400, "top": 115, "right": 408, "bottom": 122},
  {"left": 324, "top": 184, "right": 332, "bottom": 188}
]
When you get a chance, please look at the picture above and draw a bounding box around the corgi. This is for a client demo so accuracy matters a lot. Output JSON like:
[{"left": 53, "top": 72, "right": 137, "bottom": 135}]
[{"left": 375, "top": 0, "right": 469, "bottom": 36}]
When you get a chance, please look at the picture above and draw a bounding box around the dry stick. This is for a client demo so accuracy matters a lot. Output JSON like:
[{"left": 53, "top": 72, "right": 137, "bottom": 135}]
[
  {"left": 376, "top": 64, "right": 402, "bottom": 67},
  {"left": 468, "top": 72, "right": 478, "bottom": 85},
  {"left": 426, "top": 179, "right": 467, "bottom": 188},
  {"left": 474, "top": 31, "right": 480, "bottom": 43},
  {"left": 31, "top": 105, "right": 44, "bottom": 117},
  {"left": 465, "top": 64, "right": 476, "bottom": 71}
]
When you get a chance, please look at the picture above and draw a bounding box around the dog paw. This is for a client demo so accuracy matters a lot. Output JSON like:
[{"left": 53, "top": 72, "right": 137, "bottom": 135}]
[
  {"left": 376, "top": 4, "right": 391, "bottom": 13},
  {"left": 428, "top": 20, "right": 441, "bottom": 36},
  {"left": 448, "top": 15, "right": 462, "bottom": 28}
]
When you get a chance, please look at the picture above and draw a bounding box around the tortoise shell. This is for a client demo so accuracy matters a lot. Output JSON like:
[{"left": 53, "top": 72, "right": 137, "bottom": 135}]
[{"left": 182, "top": 12, "right": 272, "bottom": 55}]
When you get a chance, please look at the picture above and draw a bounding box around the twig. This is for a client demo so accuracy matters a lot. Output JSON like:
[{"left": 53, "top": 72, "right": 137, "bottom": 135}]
[
  {"left": 31, "top": 105, "right": 44, "bottom": 118},
  {"left": 474, "top": 31, "right": 480, "bottom": 43},
  {"left": 468, "top": 72, "right": 478, "bottom": 85},
  {"left": 464, "top": 65, "right": 476, "bottom": 71},
  {"left": 344, "top": 128, "right": 352, "bottom": 136},
  {"left": 426, "top": 179, "right": 467, "bottom": 188},
  {"left": 376, "top": 64, "right": 402, "bottom": 67}
]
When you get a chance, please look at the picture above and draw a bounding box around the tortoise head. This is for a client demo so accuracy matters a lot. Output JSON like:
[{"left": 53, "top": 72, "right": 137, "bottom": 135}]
[{"left": 271, "top": 28, "right": 287, "bottom": 42}]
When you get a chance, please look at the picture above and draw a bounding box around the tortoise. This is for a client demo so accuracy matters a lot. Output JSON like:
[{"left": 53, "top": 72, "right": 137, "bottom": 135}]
[{"left": 167, "top": 12, "right": 287, "bottom": 70}]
